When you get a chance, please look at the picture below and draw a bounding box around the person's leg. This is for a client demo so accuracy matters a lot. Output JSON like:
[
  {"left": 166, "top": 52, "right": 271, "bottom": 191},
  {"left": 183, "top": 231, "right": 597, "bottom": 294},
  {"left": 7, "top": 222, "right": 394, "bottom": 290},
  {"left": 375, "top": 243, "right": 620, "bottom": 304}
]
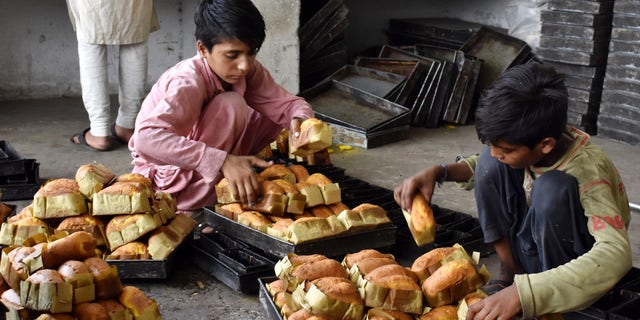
[
  {"left": 516, "top": 170, "right": 594, "bottom": 273},
  {"left": 74, "top": 40, "right": 112, "bottom": 150},
  {"left": 474, "top": 146, "right": 528, "bottom": 281},
  {"left": 115, "top": 41, "right": 148, "bottom": 142}
]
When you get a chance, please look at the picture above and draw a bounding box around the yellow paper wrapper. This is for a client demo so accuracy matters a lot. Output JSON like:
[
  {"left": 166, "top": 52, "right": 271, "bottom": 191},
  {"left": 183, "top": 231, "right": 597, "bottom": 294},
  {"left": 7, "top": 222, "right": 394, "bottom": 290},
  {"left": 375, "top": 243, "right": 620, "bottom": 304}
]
[
  {"left": 402, "top": 208, "right": 435, "bottom": 246},
  {"left": 244, "top": 193, "right": 288, "bottom": 217},
  {"left": 288, "top": 215, "right": 346, "bottom": 244},
  {"left": 319, "top": 183, "right": 341, "bottom": 205},
  {"left": 337, "top": 209, "right": 391, "bottom": 230},
  {"left": 32, "top": 193, "right": 87, "bottom": 219},
  {"left": 76, "top": 163, "right": 115, "bottom": 198},
  {"left": 285, "top": 192, "right": 306, "bottom": 215},
  {"left": 93, "top": 193, "right": 151, "bottom": 215},
  {"left": 292, "top": 282, "right": 364, "bottom": 320},
  {"left": 298, "top": 184, "right": 324, "bottom": 207},
  {"left": 106, "top": 214, "right": 159, "bottom": 251},
  {"left": 20, "top": 280, "right": 73, "bottom": 313},
  {"left": 0, "top": 221, "right": 51, "bottom": 246},
  {"left": 361, "top": 277, "right": 423, "bottom": 315}
]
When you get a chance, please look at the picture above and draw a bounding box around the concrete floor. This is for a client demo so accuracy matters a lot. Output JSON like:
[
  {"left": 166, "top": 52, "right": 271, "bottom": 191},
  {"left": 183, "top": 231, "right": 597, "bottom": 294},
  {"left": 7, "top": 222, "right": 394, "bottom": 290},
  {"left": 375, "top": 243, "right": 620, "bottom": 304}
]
[{"left": 0, "top": 96, "right": 638, "bottom": 319}]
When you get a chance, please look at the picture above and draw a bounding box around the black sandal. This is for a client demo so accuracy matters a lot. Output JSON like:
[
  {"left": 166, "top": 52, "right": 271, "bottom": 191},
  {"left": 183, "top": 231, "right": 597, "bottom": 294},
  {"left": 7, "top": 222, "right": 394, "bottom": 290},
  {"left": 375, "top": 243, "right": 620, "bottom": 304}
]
[{"left": 109, "top": 124, "right": 128, "bottom": 145}]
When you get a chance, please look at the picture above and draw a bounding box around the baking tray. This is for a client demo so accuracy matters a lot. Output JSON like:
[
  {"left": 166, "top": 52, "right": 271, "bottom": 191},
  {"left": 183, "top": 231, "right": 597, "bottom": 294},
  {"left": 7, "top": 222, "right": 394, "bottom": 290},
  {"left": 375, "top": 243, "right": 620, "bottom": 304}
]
[
  {"left": 0, "top": 160, "right": 40, "bottom": 201},
  {"left": 299, "top": 0, "right": 344, "bottom": 48},
  {"left": 328, "top": 65, "right": 407, "bottom": 99},
  {"left": 300, "top": 79, "right": 412, "bottom": 133},
  {"left": 328, "top": 122, "right": 410, "bottom": 149},
  {"left": 258, "top": 276, "right": 284, "bottom": 320},
  {"left": 387, "top": 18, "right": 483, "bottom": 47},
  {"left": 105, "top": 235, "right": 189, "bottom": 279},
  {"left": 203, "top": 207, "right": 397, "bottom": 259},
  {"left": 301, "top": 6, "right": 349, "bottom": 62},
  {"left": 461, "top": 27, "right": 531, "bottom": 91}
]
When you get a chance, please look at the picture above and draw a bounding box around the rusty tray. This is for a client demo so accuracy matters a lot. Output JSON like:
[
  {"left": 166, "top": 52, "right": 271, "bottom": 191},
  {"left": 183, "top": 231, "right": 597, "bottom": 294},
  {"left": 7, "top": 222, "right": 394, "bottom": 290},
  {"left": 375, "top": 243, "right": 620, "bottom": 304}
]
[
  {"left": 300, "top": 79, "right": 412, "bottom": 133},
  {"left": 461, "top": 27, "right": 531, "bottom": 91},
  {"left": 329, "top": 121, "right": 410, "bottom": 149},
  {"left": 203, "top": 207, "right": 396, "bottom": 259},
  {"left": 328, "top": 65, "right": 406, "bottom": 99}
]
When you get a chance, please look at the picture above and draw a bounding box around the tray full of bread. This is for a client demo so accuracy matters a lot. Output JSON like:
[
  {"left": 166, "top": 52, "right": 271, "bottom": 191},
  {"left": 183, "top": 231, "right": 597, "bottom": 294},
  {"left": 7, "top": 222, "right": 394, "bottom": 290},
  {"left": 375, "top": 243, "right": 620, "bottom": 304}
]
[
  {"left": 0, "top": 163, "right": 197, "bottom": 280},
  {"left": 258, "top": 244, "right": 493, "bottom": 320}
]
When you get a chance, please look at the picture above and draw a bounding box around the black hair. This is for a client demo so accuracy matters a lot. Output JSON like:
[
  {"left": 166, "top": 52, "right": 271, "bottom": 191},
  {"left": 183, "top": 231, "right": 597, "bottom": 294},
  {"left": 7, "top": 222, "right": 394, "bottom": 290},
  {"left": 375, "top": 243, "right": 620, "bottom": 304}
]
[
  {"left": 475, "top": 62, "right": 568, "bottom": 149},
  {"left": 194, "top": 0, "right": 266, "bottom": 55}
]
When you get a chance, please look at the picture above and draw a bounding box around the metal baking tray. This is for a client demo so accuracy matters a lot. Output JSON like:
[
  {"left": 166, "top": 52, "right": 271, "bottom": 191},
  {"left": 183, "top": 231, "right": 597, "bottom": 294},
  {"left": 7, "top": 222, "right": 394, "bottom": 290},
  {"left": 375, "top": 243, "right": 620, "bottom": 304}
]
[
  {"left": 203, "top": 207, "right": 397, "bottom": 259},
  {"left": 258, "top": 276, "right": 284, "bottom": 320},
  {"left": 328, "top": 65, "right": 407, "bottom": 99},
  {"left": 352, "top": 57, "right": 427, "bottom": 107},
  {"left": 106, "top": 238, "right": 188, "bottom": 279},
  {"left": 299, "top": 0, "right": 344, "bottom": 48},
  {"left": 301, "top": 6, "right": 349, "bottom": 62},
  {"left": 461, "top": 27, "right": 531, "bottom": 91},
  {"left": 300, "top": 79, "right": 412, "bottom": 133},
  {"left": 328, "top": 121, "right": 410, "bottom": 149}
]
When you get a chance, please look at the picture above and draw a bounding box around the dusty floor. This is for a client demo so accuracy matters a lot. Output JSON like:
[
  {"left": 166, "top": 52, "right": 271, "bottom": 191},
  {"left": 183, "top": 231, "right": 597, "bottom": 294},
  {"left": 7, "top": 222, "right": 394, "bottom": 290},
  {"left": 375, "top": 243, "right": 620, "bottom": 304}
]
[{"left": 0, "top": 96, "right": 638, "bottom": 319}]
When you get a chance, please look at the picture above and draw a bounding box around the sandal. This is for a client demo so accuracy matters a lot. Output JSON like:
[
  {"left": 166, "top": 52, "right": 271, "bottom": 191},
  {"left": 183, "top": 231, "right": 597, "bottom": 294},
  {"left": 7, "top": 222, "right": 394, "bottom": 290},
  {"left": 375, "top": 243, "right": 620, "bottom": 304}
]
[
  {"left": 109, "top": 124, "right": 129, "bottom": 145},
  {"left": 70, "top": 128, "right": 112, "bottom": 151}
]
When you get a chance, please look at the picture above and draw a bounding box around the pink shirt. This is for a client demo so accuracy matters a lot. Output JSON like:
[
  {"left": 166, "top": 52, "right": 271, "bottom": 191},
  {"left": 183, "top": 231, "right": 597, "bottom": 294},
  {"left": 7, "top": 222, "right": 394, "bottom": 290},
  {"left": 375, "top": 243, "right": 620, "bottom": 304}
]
[{"left": 130, "top": 55, "right": 313, "bottom": 193}]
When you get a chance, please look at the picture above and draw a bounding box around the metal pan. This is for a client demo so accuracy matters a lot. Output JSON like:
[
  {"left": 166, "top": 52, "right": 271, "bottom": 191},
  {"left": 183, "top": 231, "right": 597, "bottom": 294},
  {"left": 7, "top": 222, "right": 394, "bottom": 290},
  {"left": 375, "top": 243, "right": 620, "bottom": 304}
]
[{"left": 327, "top": 65, "right": 407, "bottom": 99}]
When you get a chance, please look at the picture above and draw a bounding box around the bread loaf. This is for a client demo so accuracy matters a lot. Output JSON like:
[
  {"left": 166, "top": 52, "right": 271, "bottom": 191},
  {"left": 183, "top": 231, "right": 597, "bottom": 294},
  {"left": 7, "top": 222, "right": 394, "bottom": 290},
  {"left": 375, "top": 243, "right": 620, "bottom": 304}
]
[
  {"left": 74, "top": 302, "right": 109, "bottom": 320},
  {"left": 58, "top": 260, "right": 95, "bottom": 304},
  {"left": 84, "top": 257, "right": 122, "bottom": 300},
  {"left": 107, "top": 241, "right": 150, "bottom": 260},
  {"left": 410, "top": 247, "right": 460, "bottom": 283},
  {"left": 106, "top": 213, "right": 158, "bottom": 251},
  {"left": 259, "top": 164, "right": 296, "bottom": 184},
  {"left": 0, "top": 216, "right": 51, "bottom": 246},
  {"left": 272, "top": 179, "right": 306, "bottom": 215},
  {"left": 419, "top": 305, "right": 458, "bottom": 320},
  {"left": 421, "top": 258, "right": 486, "bottom": 307},
  {"left": 363, "top": 273, "right": 423, "bottom": 314},
  {"left": 57, "top": 214, "right": 107, "bottom": 247},
  {"left": 118, "top": 285, "right": 161, "bottom": 320},
  {"left": 92, "top": 181, "right": 152, "bottom": 215},
  {"left": 32, "top": 178, "right": 88, "bottom": 219},
  {"left": 24, "top": 231, "right": 98, "bottom": 271},
  {"left": 215, "top": 178, "right": 239, "bottom": 204},
  {"left": 20, "top": 269, "right": 73, "bottom": 313},
  {"left": 218, "top": 203, "right": 244, "bottom": 221},
  {"left": 403, "top": 193, "right": 436, "bottom": 246},
  {"left": 342, "top": 249, "right": 391, "bottom": 270},
  {"left": 8, "top": 204, "right": 33, "bottom": 223},
  {"left": 293, "top": 276, "right": 364, "bottom": 320},
  {"left": 2, "top": 246, "right": 36, "bottom": 291},
  {"left": 289, "top": 118, "right": 332, "bottom": 157},
  {"left": 288, "top": 164, "right": 310, "bottom": 182},
  {"left": 296, "top": 182, "right": 324, "bottom": 208},
  {"left": 306, "top": 173, "right": 341, "bottom": 205},
  {"left": 35, "top": 313, "right": 77, "bottom": 320},
  {"left": 96, "top": 299, "right": 134, "bottom": 320},
  {"left": 243, "top": 180, "right": 288, "bottom": 216},
  {"left": 366, "top": 308, "right": 415, "bottom": 320},
  {"left": 237, "top": 211, "right": 272, "bottom": 232},
  {"left": 0, "top": 201, "right": 13, "bottom": 222},
  {"left": 288, "top": 215, "right": 346, "bottom": 244},
  {"left": 338, "top": 204, "right": 390, "bottom": 230},
  {"left": 75, "top": 163, "right": 116, "bottom": 198}
]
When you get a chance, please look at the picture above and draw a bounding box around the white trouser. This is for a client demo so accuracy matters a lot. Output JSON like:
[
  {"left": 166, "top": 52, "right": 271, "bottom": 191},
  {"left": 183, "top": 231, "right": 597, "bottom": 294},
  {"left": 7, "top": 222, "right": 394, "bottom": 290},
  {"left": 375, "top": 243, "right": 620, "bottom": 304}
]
[{"left": 77, "top": 40, "right": 148, "bottom": 137}]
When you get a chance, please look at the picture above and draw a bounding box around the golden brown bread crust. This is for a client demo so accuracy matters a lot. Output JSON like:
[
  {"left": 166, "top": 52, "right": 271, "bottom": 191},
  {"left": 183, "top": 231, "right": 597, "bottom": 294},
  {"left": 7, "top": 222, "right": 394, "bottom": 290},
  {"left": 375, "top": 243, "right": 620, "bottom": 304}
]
[
  {"left": 237, "top": 211, "right": 272, "bottom": 230},
  {"left": 35, "top": 313, "right": 77, "bottom": 320},
  {"left": 106, "top": 214, "right": 149, "bottom": 234},
  {"left": 328, "top": 202, "right": 349, "bottom": 214},
  {"left": 353, "top": 257, "right": 398, "bottom": 276},
  {"left": 288, "top": 253, "right": 328, "bottom": 266},
  {"left": 366, "top": 308, "right": 415, "bottom": 320},
  {"left": 411, "top": 247, "right": 459, "bottom": 282},
  {"left": 0, "top": 202, "right": 12, "bottom": 222},
  {"left": 84, "top": 257, "right": 123, "bottom": 300},
  {"left": 306, "top": 173, "right": 332, "bottom": 185},
  {"left": 26, "top": 269, "right": 64, "bottom": 283},
  {"left": 367, "top": 274, "right": 420, "bottom": 291},
  {"left": 96, "top": 299, "right": 132, "bottom": 319},
  {"left": 421, "top": 258, "right": 484, "bottom": 307},
  {"left": 6, "top": 246, "right": 36, "bottom": 290},
  {"left": 35, "top": 178, "right": 81, "bottom": 196},
  {"left": 108, "top": 241, "right": 150, "bottom": 260},
  {"left": 266, "top": 279, "right": 286, "bottom": 296},
  {"left": 288, "top": 308, "right": 332, "bottom": 320},
  {"left": 56, "top": 214, "right": 107, "bottom": 247},
  {"left": 288, "top": 164, "right": 310, "bottom": 182},
  {"left": 410, "top": 193, "right": 435, "bottom": 232},
  {"left": 259, "top": 164, "right": 296, "bottom": 182},
  {"left": 57, "top": 260, "right": 91, "bottom": 280},
  {"left": 8, "top": 204, "right": 33, "bottom": 223},
  {"left": 364, "top": 264, "right": 418, "bottom": 283},
  {"left": 292, "top": 258, "right": 348, "bottom": 282},
  {"left": 74, "top": 302, "right": 109, "bottom": 320},
  {"left": 13, "top": 216, "right": 49, "bottom": 227},
  {"left": 218, "top": 202, "right": 244, "bottom": 220},
  {"left": 311, "top": 276, "right": 362, "bottom": 304},
  {"left": 99, "top": 181, "right": 148, "bottom": 195},
  {"left": 343, "top": 249, "right": 390, "bottom": 269},
  {"left": 352, "top": 203, "right": 386, "bottom": 217},
  {"left": 42, "top": 231, "right": 97, "bottom": 269},
  {"left": 309, "top": 205, "right": 334, "bottom": 218},
  {"left": 114, "top": 173, "right": 152, "bottom": 189},
  {"left": 418, "top": 305, "right": 458, "bottom": 320},
  {"left": 271, "top": 178, "right": 300, "bottom": 194},
  {"left": 118, "top": 285, "right": 161, "bottom": 319}
]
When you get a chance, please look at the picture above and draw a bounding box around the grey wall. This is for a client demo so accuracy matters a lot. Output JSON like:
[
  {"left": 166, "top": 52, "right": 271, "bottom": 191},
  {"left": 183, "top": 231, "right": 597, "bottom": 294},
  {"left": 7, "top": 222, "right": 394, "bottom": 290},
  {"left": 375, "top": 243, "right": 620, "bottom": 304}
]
[{"left": 0, "top": 0, "right": 523, "bottom": 101}]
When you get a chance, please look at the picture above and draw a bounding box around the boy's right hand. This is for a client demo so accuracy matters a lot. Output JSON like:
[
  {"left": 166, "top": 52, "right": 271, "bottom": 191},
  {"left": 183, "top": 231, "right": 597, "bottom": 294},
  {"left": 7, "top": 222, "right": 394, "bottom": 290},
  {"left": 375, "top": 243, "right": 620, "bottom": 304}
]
[
  {"left": 393, "top": 165, "right": 441, "bottom": 212},
  {"left": 220, "top": 154, "right": 273, "bottom": 206}
]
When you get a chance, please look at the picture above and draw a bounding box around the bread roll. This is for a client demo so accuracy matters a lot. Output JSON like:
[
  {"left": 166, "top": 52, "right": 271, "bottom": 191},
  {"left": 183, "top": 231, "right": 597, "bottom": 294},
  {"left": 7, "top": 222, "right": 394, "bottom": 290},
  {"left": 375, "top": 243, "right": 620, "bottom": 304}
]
[
  {"left": 403, "top": 193, "right": 436, "bottom": 246},
  {"left": 107, "top": 241, "right": 150, "bottom": 260},
  {"left": 421, "top": 259, "right": 486, "bottom": 307},
  {"left": 419, "top": 305, "right": 458, "bottom": 320},
  {"left": 118, "top": 286, "right": 161, "bottom": 320},
  {"left": 342, "top": 249, "right": 391, "bottom": 270},
  {"left": 237, "top": 211, "right": 272, "bottom": 232},
  {"left": 106, "top": 213, "right": 158, "bottom": 251},
  {"left": 75, "top": 163, "right": 116, "bottom": 198},
  {"left": 306, "top": 173, "right": 341, "bottom": 205},
  {"left": 33, "top": 178, "right": 88, "bottom": 219},
  {"left": 411, "top": 247, "right": 460, "bottom": 283},
  {"left": 96, "top": 299, "right": 134, "bottom": 320},
  {"left": 272, "top": 179, "right": 306, "bottom": 215},
  {"left": 293, "top": 276, "right": 364, "bottom": 320},
  {"left": 92, "top": 181, "right": 152, "bottom": 215},
  {"left": 84, "top": 257, "right": 122, "bottom": 300},
  {"left": 259, "top": 164, "right": 296, "bottom": 184},
  {"left": 58, "top": 260, "right": 95, "bottom": 304},
  {"left": 288, "top": 164, "right": 310, "bottom": 182},
  {"left": 74, "top": 302, "right": 109, "bottom": 320},
  {"left": 0, "top": 216, "right": 51, "bottom": 246},
  {"left": 21, "top": 269, "right": 73, "bottom": 313},
  {"left": 289, "top": 118, "right": 332, "bottom": 157},
  {"left": 57, "top": 214, "right": 107, "bottom": 247}
]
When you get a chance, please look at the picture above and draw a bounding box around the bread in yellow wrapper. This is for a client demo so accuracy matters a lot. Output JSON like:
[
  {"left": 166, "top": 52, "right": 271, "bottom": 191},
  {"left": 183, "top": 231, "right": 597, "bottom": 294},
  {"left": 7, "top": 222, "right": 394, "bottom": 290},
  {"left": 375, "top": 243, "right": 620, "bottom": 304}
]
[
  {"left": 96, "top": 299, "right": 134, "bottom": 320},
  {"left": 361, "top": 272, "right": 423, "bottom": 315},
  {"left": 402, "top": 193, "right": 436, "bottom": 246},
  {"left": 419, "top": 305, "right": 458, "bottom": 320},
  {"left": 2, "top": 246, "right": 36, "bottom": 291},
  {"left": 35, "top": 313, "right": 77, "bottom": 320},
  {"left": 266, "top": 218, "right": 294, "bottom": 240},
  {"left": 338, "top": 203, "right": 391, "bottom": 230},
  {"left": 366, "top": 307, "right": 415, "bottom": 320},
  {"left": 274, "top": 253, "right": 328, "bottom": 280},
  {"left": 8, "top": 204, "right": 34, "bottom": 223},
  {"left": 456, "top": 289, "right": 488, "bottom": 320},
  {"left": 105, "top": 213, "right": 159, "bottom": 251},
  {"left": 292, "top": 276, "right": 364, "bottom": 320},
  {"left": 259, "top": 164, "right": 297, "bottom": 184},
  {"left": 22, "top": 231, "right": 97, "bottom": 273},
  {"left": 288, "top": 164, "right": 310, "bottom": 182},
  {"left": 218, "top": 203, "right": 244, "bottom": 221},
  {"left": 410, "top": 246, "right": 467, "bottom": 284},
  {"left": 287, "top": 308, "right": 331, "bottom": 320},
  {"left": 151, "top": 191, "right": 178, "bottom": 223},
  {"left": 56, "top": 214, "right": 107, "bottom": 247},
  {"left": 32, "top": 178, "right": 88, "bottom": 219},
  {"left": 237, "top": 211, "right": 272, "bottom": 233},
  {"left": 272, "top": 179, "right": 306, "bottom": 215},
  {"left": 296, "top": 182, "right": 324, "bottom": 208},
  {"left": 306, "top": 173, "right": 341, "bottom": 205},
  {"left": 114, "top": 173, "right": 153, "bottom": 189},
  {"left": 215, "top": 178, "right": 239, "bottom": 204},
  {"left": 20, "top": 269, "right": 73, "bottom": 313},
  {"left": 57, "top": 260, "right": 95, "bottom": 305},
  {"left": 289, "top": 118, "right": 332, "bottom": 157},
  {"left": 147, "top": 213, "right": 196, "bottom": 260},
  {"left": 84, "top": 257, "right": 122, "bottom": 300},
  {"left": 0, "top": 216, "right": 52, "bottom": 246},
  {"left": 342, "top": 249, "right": 392, "bottom": 270},
  {"left": 92, "top": 181, "right": 152, "bottom": 216},
  {"left": 288, "top": 215, "right": 346, "bottom": 244},
  {"left": 106, "top": 241, "right": 150, "bottom": 260},
  {"left": 118, "top": 285, "right": 161, "bottom": 320},
  {"left": 348, "top": 257, "right": 398, "bottom": 285},
  {"left": 75, "top": 163, "right": 116, "bottom": 199},
  {"left": 275, "top": 253, "right": 345, "bottom": 291},
  {"left": 243, "top": 180, "right": 288, "bottom": 217},
  {"left": 73, "top": 302, "right": 109, "bottom": 319},
  {"left": 421, "top": 258, "right": 489, "bottom": 307}
]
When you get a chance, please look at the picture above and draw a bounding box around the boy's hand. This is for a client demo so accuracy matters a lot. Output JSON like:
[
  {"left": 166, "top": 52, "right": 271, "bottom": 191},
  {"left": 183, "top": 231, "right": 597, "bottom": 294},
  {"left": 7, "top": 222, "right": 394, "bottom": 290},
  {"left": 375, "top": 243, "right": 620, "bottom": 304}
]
[
  {"left": 466, "top": 284, "right": 522, "bottom": 320},
  {"left": 220, "top": 154, "right": 273, "bottom": 205},
  {"left": 289, "top": 117, "right": 305, "bottom": 139},
  {"left": 393, "top": 165, "right": 440, "bottom": 212}
]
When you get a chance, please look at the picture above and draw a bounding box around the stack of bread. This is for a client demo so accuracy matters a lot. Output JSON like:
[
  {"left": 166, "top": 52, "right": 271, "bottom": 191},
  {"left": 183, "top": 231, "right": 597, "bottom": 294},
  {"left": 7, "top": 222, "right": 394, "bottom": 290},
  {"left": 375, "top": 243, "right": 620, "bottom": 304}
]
[
  {"left": 0, "top": 231, "right": 162, "bottom": 319},
  {"left": 0, "top": 163, "right": 196, "bottom": 263},
  {"left": 214, "top": 163, "right": 391, "bottom": 244},
  {"left": 266, "top": 244, "right": 490, "bottom": 319}
]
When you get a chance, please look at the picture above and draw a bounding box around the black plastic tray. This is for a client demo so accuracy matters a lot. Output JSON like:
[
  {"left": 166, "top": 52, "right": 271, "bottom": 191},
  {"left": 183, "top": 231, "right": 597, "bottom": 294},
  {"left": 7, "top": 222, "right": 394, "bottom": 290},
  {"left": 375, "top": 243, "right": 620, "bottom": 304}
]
[{"left": 203, "top": 207, "right": 397, "bottom": 259}]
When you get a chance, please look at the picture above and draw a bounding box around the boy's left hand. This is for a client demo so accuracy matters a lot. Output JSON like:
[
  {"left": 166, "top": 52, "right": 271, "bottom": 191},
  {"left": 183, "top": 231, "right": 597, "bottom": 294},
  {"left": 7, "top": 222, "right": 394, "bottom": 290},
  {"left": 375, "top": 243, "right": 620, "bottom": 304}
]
[{"left": 466, "top": 284, "right": 522, "bottom": 320}]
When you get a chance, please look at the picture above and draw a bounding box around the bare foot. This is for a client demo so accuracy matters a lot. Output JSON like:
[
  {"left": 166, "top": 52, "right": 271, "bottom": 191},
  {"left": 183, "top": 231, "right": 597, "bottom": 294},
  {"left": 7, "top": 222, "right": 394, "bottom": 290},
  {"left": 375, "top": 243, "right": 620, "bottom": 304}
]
[
  {"left": 113, "top": 124, "right": 134, "bottom": 143},
  {"left": 71, "top": 129, "right": 112, "bottom": 151}
]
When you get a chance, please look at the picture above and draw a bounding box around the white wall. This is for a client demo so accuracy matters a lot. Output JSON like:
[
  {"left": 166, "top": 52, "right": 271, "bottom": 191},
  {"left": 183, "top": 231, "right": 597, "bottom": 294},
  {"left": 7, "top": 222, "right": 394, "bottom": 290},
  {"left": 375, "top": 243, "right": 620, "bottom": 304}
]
[{"left": 0, "top": 0, "right": 530, "bottom": 101}]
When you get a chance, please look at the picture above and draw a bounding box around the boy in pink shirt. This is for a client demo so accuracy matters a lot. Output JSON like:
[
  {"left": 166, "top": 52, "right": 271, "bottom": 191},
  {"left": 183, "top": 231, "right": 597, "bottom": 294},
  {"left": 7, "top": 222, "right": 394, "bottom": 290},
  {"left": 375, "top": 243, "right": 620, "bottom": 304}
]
[{"left": 129, "top": 0, "right": 313, "bottom": 212}]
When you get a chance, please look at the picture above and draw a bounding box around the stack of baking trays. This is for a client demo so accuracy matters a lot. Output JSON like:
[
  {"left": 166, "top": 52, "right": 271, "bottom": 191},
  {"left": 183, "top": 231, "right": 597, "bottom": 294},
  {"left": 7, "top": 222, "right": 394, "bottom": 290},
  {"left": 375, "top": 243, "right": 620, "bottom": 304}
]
[
  {"left": 189, "top": 155, "right": 494, "bottom": 295},
  {"left": 299, "top": 64, "right": 413, "bottom": 149},
  {"left": 0, "top": 141, "right": 40, "bottom": 201},
  {"left": 598, "top": 0, "right": 640, "bottom": 145},
  {"left": 538, "top": 0, "right": 614, "bottom": 135},
  {"left": 299, "top": 0, "right": 349, "bottom": 91},
  {"left": 383, "top": 18, "right": 534, "bottom": 128}
]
